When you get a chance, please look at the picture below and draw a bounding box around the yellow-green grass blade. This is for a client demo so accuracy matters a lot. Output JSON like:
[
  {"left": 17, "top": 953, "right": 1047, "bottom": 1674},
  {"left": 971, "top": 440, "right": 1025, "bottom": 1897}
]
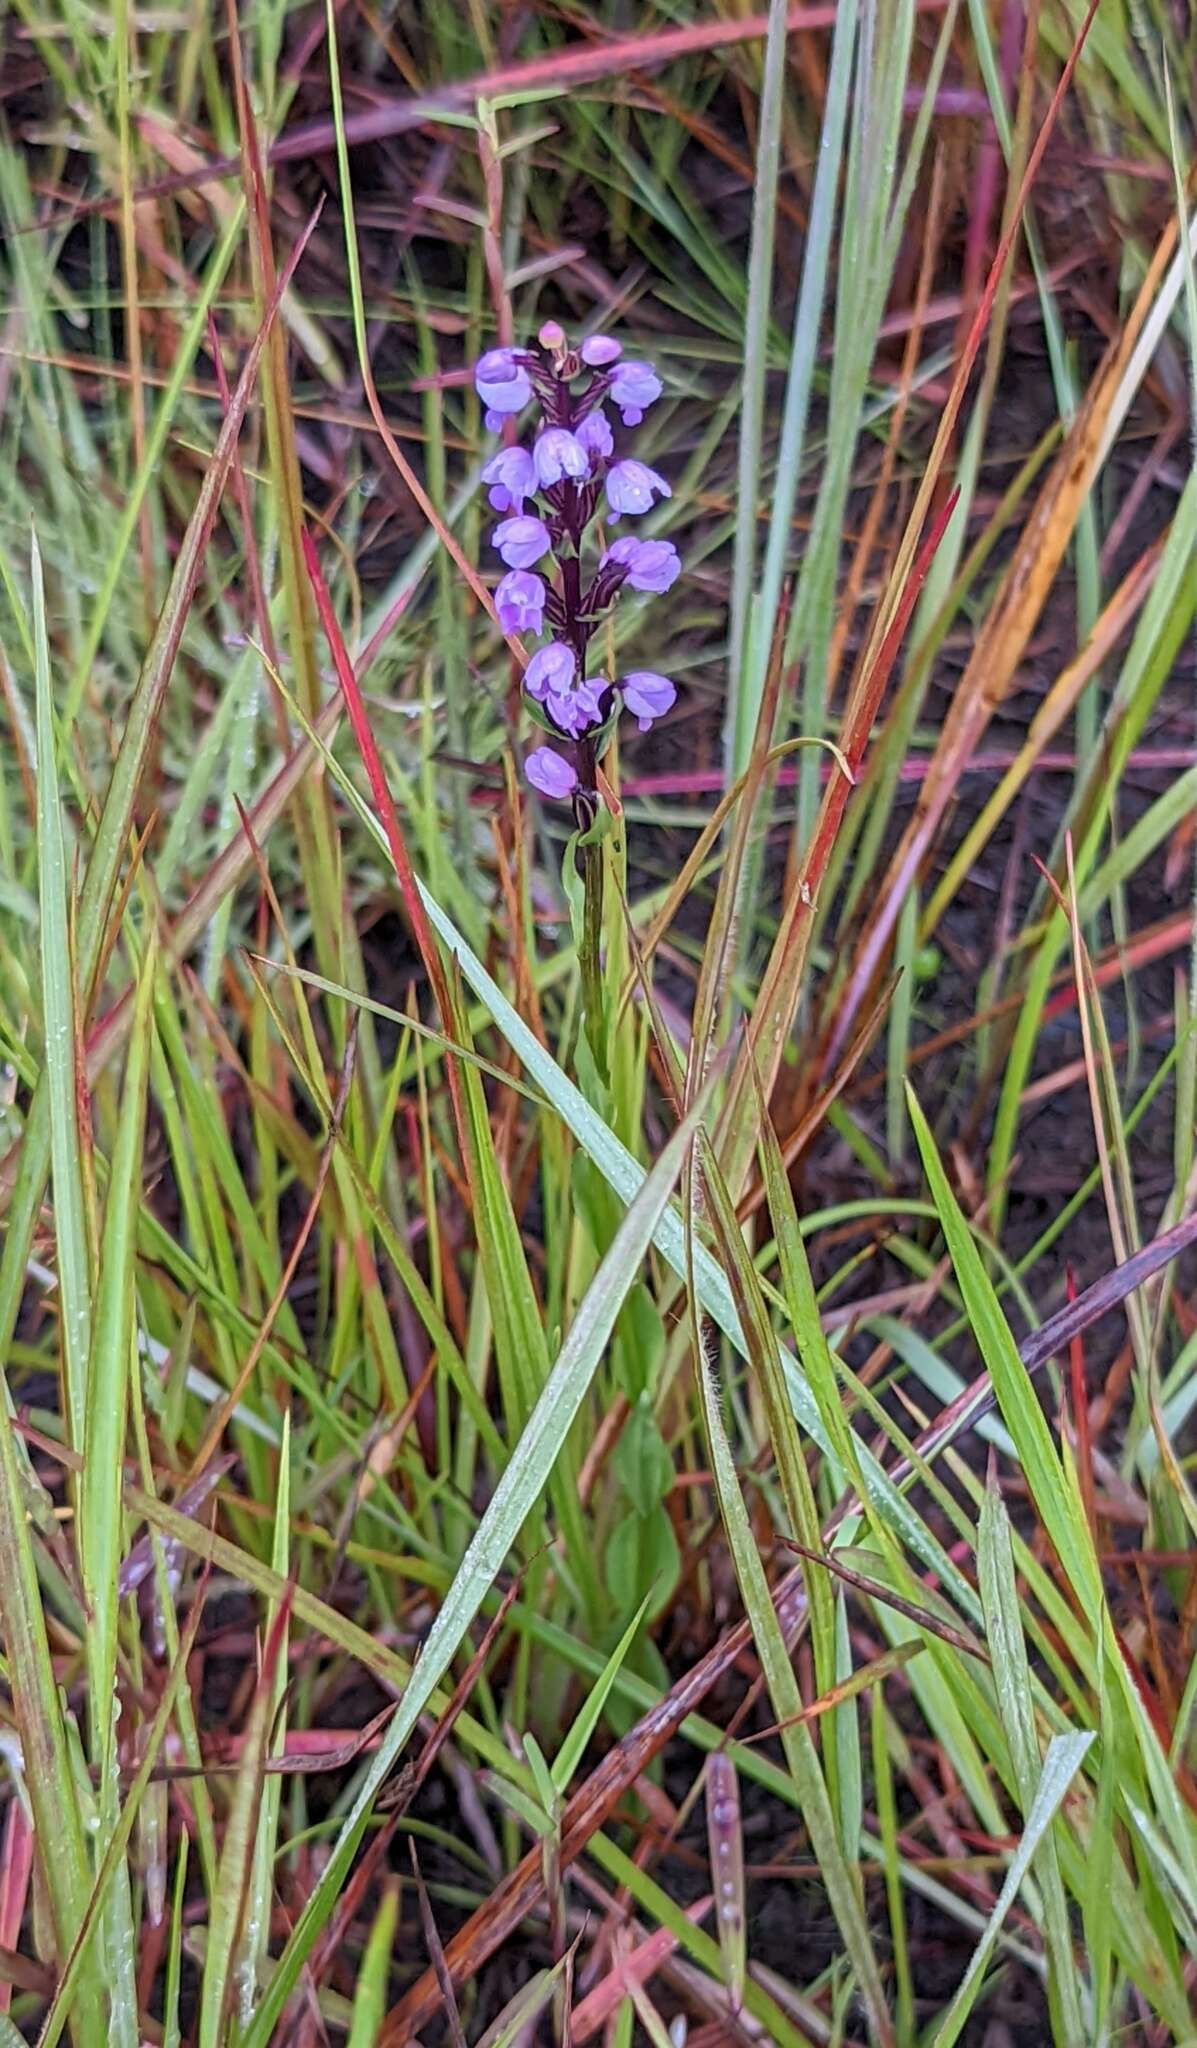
[
  {"left": 32, "top": 529, "right": 92, "bottom": 1455},
  {"left": 198, "top": 1589, "right": 292, "bottom": 2048},
  {"left": 345, "top": 1886, "right": 398, "bottom": 2048},
  {"left": 80, "top": 939, "right": 156, "bottom": 1794},
  {"left": 35, "top": 1564, "right": 208, "bottom": 2048},
  {"left": 0, "top": 209, "right": 318, "bottom": 1414}
]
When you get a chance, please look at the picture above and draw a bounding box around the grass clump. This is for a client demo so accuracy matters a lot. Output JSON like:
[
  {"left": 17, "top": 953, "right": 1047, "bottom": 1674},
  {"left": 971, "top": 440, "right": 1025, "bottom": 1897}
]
[{"left": 2, "top": 1, "right": 1197, "bottom": 2042}]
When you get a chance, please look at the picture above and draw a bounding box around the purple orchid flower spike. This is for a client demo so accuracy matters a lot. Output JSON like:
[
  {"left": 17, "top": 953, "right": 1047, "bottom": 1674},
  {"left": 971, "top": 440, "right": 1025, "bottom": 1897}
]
[
  {"left": 525, "top": 747, "right": 579, "bottom": 800},
  {"left": 621, "top": 671, "right": 676, "bottom": 731},
  {"left": 483, "top": 446, "right": 536, "bottom": 514},
  {"left": 602, "top": 536, "right": 680, "bottom": 594},
  {"left": 470, "top": 322, "right": 682, "bottom": 1078},
  {"left": 471, "top": 326, "right": 680, "bottom": 812},
  {"left": 608, "top": 360, "right": 662, "bottom": 426},
  {"left": 495, "top": 569, "right": 546, "bottom": 636},
  {"left": 606, "top": 460, "right": 671, "bottom": 520},
  {"left": 491, "top": 516, "right": 551, "bottom": 570}
]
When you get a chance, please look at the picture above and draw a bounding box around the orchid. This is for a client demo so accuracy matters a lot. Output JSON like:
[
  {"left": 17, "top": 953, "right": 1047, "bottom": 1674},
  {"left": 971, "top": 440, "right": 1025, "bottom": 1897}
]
[
  {"left": 474, "top": 346, "right": 534, "bottom": 429},
  {"left": 621, "top": 671, "right": 676, "bottom": 732},
  {"left": 533, "top": 428, "right": 590, "bottom": 488},
  {"left": 475, "top": 325, "right": 677, "bottom": 807},
  {"left": 482, "top": 446, "right": 536, "bottom": 514},
  {"left": 524, "top": 747, "right": 579, "bottom": 799},
  {"left": 608, "top": 360, "right": 662, "bottom": 426},
  {"left": 495, "top": 569, "right": 546, "bottom": 636},
  {"left": 601, "top": 536, "right": 680, "bottom": 595},
  {"left": 605, "top": 460, "right": 671, "bottom": 520},
  {"left": 524, "top": 642, "right": 576, "bottom": 702},
  {"left": 491, "top": 516, "right": 551, "bottom": 570}
]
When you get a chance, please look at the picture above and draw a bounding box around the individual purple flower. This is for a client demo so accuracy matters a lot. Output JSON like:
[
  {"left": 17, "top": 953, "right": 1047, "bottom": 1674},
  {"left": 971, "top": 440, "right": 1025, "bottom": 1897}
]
[
  {"left": 575, "top": 411, "right": 614, "bottom": 462},
  {"left": 525, "top": 747, "right": 578, "bottom": 800},
  {"left": 605, "top": 460, "right": 671, "bottom": 520},
  {"left": 475, "top": 347, "right": 533, "bottom": 426},
  {"left": 495, "top": 569, "right": 546, "bottom": 635},
  {"left": 492, "top": 516, "right": 551, "bottom": 570},
  {"left": 620, "top": 671, "right": 676, "bottom": 732},
  {"left": 545, "top": 675, "right": 606, "bottom": 738},
  {"left": 533, "top": 428, "right": 590, "bottom": 488},
  {"left": 602, "top": 536, "right": 680, "bottom": 594},
  {"left": 609, "top": 361, "right": 662, "bottom": 426},
  {"left": 483, "top": 445, "right": 536, "bottom": 514},
  {"left": 581, "top": 334, "right": 622, "bottom": 367},
  {"left": 524, "top": 641, "right": 576, "bottom": 702}
]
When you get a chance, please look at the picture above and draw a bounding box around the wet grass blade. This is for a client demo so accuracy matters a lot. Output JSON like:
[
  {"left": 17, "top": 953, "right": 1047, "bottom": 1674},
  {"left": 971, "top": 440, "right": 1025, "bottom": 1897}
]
[{"left": 977, "top": 1473, "right": 1089, "bottom": 2041}]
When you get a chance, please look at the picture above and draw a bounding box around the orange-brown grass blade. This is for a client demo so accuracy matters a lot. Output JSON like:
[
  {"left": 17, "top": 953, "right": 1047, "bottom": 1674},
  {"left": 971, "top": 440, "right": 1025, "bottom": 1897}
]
[{"left": 781, "top": 1540, "right": 988, "bottom": 1660}]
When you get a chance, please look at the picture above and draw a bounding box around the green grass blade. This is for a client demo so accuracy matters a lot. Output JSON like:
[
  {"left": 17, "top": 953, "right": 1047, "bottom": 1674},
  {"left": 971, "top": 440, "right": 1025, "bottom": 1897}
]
[
  {"left": 346, "top": 1886, "right": 398, "bottom": 2048},
  {"left": 907, "top": 1082, "right": 1101, "bottom": 1613},
  {"left": 32, "top": 528, "right": 91, "bottom": 1453},
  {"left": 978, "top": 1474, "right": 1089, "bottom": 2042}
]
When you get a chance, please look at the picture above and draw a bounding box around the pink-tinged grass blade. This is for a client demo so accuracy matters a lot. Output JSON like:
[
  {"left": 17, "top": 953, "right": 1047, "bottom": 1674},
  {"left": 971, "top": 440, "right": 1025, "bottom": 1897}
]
[{"left": 704, "top": 1753, "right": 746, "bottom": 2014}]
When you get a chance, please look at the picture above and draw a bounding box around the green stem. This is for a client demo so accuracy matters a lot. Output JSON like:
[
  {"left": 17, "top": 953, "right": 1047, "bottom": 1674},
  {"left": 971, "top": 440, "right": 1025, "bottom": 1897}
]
[{"left": 580, "top": 834, "right": 608, "bottom": 1085}]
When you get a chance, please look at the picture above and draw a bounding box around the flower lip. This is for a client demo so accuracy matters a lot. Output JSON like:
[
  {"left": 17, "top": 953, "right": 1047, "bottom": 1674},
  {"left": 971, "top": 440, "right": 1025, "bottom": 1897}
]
[
  {"left": 581, "top": 334, "right": 622, "bottom": 367},
  {"left": 525, "top": 747, "right": 579, "bottom": 800},
  {"left": 482, "top": 445, "right": 536, "bottom": 514},
  {"left": 491, "top": 516, "right": 552, "bottom": 570},
  {"left": 605, "top": 460, "right": 671, "bottom": 520},
  {"left": 495, "top": 569, "right": 546, "bottom": 635},
  {"left": 524, "top": 641, "right": 577, "bottom": 701},
  {"left": 601, "top": 536, "right": 680, "bottom": 594},
  {"left": 620, "top": 670, "right": 676, "bottom": 732},
  {"left": 533, "top": 428, "right": 590, "bottom": 489},
  {"left": 608, "top": 360, "right": 662, "bottom": 426}
]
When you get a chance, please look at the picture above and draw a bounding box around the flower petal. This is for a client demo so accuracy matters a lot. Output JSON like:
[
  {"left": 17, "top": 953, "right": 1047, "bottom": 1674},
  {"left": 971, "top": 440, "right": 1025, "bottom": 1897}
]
[
  {"left": 491, "top": 516, "right": 552, "bottom": 570},
  {"left": 525, "top": 747, "right": 578, "bottom": 800}
]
